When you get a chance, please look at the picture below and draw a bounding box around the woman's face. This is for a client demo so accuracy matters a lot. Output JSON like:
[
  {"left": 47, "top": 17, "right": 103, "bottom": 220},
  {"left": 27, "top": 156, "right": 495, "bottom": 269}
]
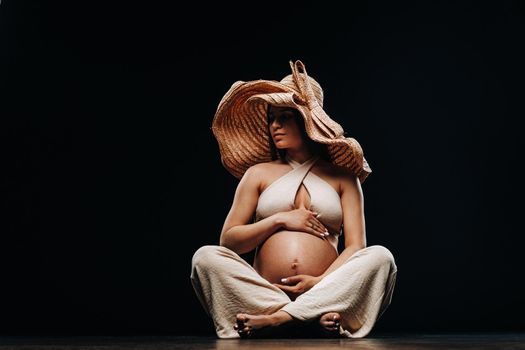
[{"left": 268, "top": 106, "right": 305, "bottom": 150}]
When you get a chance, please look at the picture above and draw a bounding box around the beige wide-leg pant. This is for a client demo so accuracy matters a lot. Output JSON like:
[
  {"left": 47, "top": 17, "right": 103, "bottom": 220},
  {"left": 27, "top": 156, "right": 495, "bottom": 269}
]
[{"left": 190, "top": 244, "right": 397, "bottom": 339}]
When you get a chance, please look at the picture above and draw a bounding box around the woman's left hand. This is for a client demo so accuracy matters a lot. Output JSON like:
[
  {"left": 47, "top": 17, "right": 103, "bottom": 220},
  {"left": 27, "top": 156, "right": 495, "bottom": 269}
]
[{"left": 273, "top": 274, "right": 321, "bottom": 299}]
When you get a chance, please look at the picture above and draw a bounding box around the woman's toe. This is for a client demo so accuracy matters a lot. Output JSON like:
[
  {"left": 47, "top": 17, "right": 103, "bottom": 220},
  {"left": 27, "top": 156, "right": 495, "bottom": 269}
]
[{"left": 320, "top": 312, "right": 341, "bottom": 332}]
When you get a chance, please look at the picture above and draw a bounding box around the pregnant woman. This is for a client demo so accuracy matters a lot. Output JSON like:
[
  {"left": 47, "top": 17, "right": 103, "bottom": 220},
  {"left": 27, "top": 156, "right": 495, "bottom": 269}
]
[{"left": 191, "top": 60, "right": 398, "bottom": 339}]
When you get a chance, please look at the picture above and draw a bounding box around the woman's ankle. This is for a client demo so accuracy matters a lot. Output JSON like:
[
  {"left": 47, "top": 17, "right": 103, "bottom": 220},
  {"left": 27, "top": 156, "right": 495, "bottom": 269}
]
[{"left": 270, "top": 310, "right": 293, "bottom": 326}]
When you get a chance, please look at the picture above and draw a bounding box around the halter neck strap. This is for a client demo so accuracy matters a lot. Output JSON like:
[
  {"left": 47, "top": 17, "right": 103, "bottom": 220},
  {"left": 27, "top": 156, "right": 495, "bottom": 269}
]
[{"left": 285, "top": 154, "right": 320, "bottom": 169}]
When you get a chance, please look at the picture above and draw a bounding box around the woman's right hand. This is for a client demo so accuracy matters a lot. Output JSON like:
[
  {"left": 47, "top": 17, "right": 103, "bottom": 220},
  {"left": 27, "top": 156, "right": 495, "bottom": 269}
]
[{"left": 277, "top": 208, "right": 329, "bottom": 239}]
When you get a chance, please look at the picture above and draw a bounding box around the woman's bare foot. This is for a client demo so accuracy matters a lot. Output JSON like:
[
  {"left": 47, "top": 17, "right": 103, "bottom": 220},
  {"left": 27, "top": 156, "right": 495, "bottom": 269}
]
[
  {"left": 319, "top": 312, "right": 341, "bottom": 335},
  {"left": 319, "top": 312, "right": 363, "bottom": 337},
  {"left": 234, "top": 311, "right": 292, "bottom": 338}
]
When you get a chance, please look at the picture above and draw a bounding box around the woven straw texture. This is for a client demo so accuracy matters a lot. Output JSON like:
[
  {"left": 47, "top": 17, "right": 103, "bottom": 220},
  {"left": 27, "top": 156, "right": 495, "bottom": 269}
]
[{"left": 212, "top": 60, "right": 372, "bottom": 184}]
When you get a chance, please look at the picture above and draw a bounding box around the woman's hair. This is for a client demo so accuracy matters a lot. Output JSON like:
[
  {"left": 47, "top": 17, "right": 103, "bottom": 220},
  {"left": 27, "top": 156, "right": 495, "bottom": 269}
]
[{"left": 267, "top": 105, "right": 331, "bottom": 162}]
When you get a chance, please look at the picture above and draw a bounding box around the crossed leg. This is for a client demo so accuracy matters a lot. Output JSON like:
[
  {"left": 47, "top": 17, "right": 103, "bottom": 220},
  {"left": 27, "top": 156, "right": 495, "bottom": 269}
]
[
  {"left": 234, "top": 309, "right": 363, "bottom": 338},
  {"left": 191, "top": 245, "right": 396, "bottom": 338}
]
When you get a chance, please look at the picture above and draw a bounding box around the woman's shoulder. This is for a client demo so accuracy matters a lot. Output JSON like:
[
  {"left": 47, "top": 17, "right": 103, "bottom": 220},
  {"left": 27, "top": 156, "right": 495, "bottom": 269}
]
[
  {"left": 315, "top": 159, "right": 359, "bottom": 190},
  {"left": 244, "top": 160, "right": 286, "bottom": 178},
  {"left": 242, "top": 161, "right": 286, "bottom": 193}
]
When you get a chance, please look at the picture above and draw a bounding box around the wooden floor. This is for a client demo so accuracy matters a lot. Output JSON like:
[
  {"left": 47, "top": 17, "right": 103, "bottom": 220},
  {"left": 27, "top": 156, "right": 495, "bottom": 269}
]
[{"left": 1, "top": 333, "right": 525, "bottom": 349}]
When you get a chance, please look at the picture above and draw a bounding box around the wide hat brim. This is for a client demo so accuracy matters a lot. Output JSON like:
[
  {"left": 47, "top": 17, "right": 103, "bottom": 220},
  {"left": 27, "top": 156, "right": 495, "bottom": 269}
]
[{"left": 211, "top": 61, "right": 372, "bottom": 184}]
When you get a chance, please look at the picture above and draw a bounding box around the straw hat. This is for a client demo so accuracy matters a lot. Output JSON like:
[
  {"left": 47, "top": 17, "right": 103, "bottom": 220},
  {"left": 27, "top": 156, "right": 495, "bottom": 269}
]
[{"left": 211, "top": 60, "right": 372, "bottom": 184}]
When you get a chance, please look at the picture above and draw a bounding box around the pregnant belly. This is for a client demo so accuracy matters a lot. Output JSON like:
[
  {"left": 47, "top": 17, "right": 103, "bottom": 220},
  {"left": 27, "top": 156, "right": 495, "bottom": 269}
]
[{"left": 253, "top": 230, "right": 338, "bottom": 284}]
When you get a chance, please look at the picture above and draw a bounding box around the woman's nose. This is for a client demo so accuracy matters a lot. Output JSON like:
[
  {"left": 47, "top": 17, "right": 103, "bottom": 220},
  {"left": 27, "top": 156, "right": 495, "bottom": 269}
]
[{"left": 271, "top": 117, "right": 282, "bottom": 128}]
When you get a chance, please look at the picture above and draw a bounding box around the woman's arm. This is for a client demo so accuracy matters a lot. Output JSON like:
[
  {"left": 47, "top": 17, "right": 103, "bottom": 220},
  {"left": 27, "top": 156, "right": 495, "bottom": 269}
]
[
  {"left": 219, "top": 165, "right": 283, "bottom": 255},
  {"left": 317, "top": 171, "right": 367, "bottom": 279},
  {"left": 220, "top": 164, "right": 331, "bottom": 255}
]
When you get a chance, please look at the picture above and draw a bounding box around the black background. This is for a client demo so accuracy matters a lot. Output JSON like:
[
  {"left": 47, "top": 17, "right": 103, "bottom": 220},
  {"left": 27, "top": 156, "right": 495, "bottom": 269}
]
[{"left": 1, "top": 0, "right": 524, "bottom": 336}]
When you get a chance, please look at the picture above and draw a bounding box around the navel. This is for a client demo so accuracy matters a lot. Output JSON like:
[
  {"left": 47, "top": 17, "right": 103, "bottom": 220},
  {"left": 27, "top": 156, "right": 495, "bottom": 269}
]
[{"left": 291, "top": 258, "right": 299, "bottom": 270}]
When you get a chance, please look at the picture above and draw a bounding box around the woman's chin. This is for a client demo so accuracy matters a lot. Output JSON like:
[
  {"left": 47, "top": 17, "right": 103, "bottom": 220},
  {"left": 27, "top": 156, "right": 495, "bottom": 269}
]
[{"left": 273, "top": 141, "right": 287, "bottom": 148}]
